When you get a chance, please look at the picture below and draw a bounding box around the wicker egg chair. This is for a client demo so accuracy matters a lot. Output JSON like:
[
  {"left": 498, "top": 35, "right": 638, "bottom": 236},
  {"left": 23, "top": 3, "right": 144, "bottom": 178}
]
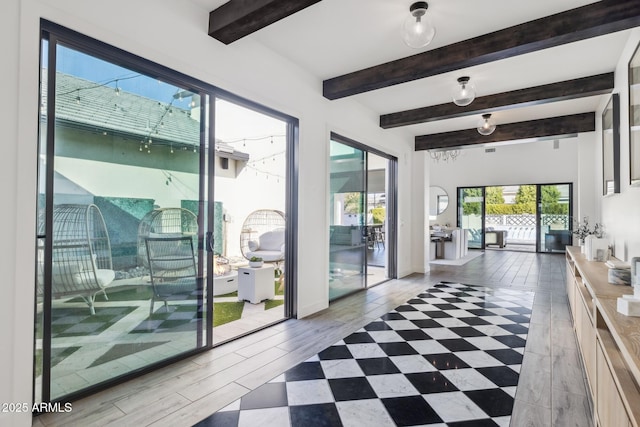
[
  {"left": 137, "top": 208, "right": 198, "bottom": 268},
  {"left": 240, "top": 210, "right": 286, "bottom": 265},
  {"left": 38, "top": 204, "right": 115, "bottom": 315}
]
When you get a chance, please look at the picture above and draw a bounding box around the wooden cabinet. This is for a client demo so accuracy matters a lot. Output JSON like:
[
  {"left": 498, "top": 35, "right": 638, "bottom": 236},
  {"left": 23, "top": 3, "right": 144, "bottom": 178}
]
[
  {"left": 565, "top": 247, "right": 640, "bottom": 427},
  {"left": 596, "top": 333, "right": 632, "bottom": 427},
  {"left": 567, "top": 258, "right": 577, "bottom": 318},
  {"left": 576, "top": 286, "right": 596, "bottom": 396}
]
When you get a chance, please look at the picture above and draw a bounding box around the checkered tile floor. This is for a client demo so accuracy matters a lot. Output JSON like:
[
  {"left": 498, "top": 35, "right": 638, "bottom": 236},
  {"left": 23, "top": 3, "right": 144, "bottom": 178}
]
[{"left": 195, "top": 282, "right": 534, "bottom": 427}]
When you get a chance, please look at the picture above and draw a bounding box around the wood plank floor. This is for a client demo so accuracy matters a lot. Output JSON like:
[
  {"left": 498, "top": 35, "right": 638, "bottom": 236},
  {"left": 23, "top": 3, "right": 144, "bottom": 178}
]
[{"left": 34, "top": 250, "right": 592, "bottom": 427}]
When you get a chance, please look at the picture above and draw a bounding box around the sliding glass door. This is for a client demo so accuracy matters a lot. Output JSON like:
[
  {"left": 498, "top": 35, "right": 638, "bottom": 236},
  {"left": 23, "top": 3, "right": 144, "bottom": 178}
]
[
  {"left": 37, "top": 36, "right": 211, "bottom": 402},
  {"left": 458, "top": 187, "right": 485, "bottom": 249},
  {"left": 456, "top": 183, "right": 572, "bottom": 253},
  {"left": 538, "top": 184, "right": 572, "bottom": 253},
  {"left": 36, "top": 21, "right": 298, "bottom": 404},
  {"left": 329, "top": 134, "right": 396, "bottom": 301},
  {"left": 329, "top": 140, "right": 367, "bottom": 300}
]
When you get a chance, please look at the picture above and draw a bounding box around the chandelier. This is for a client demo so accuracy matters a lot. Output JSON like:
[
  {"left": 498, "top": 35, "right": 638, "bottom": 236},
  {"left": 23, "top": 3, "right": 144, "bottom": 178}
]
[{"left": 430, "top": 149, "right": 460, "bottom": 162}]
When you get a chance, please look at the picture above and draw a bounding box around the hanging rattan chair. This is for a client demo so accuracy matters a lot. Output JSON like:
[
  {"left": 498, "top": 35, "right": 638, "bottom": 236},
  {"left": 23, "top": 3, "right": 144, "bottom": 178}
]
[
  {"left": 240, "top": 209, "right": 286, "bottom": 263},
  {"left": 137, "top": 208, "right": 198, "bottom": 267},
  {"left": 38, "top": 204, "right": 115, "bottom": 315}
]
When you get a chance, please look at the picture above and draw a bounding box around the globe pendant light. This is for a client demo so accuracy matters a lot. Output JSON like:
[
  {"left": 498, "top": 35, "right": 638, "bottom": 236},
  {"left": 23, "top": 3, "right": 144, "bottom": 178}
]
[
  {"left": 452, "top": 76, "right": 476, "bottom": 106},
  {"left": 402, "top": 2, "right": 436, "bottom": 49},
  {"left": 477, "top": 113, "right": 496, "bottom": 135}
]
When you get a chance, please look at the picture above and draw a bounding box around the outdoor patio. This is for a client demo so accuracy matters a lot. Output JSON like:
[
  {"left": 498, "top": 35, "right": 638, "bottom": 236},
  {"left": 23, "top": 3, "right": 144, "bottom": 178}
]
[{"left": 36, "top": 272, "right": 285, "bottom": 398}]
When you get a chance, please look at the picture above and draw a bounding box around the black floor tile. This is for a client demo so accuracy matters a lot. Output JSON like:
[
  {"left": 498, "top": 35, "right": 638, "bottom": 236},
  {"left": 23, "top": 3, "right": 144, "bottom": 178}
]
[
  {"left": 438, "top": 338, "right": 480, "bottom": 352},
  {"left": 356, "top": 357, "right": 401, "bottom": 375},
  {"left": 328, "top": 377, "right": 377, "bottom": 401},
  {"left": 450, "top": 327, "right": 487, "bottom": 338},
  {"left": 503, "top": 314, "right": 531, "bottom": 323},
  {"left": 343, "top": 332, "right": 375, "bottom": 344},
  {"left": 290, "top": 403, "right": 343, "bottom": 427},
  {"left": 448, "top": 419, "right": 499, "bottom": 426},
  {"left": 508, "top": 306, "right": 532, "bottom": 315},
  {"left": 193, "top": 410, "right": 239, "bottom": 427},
  {"left": 466, "top": 308, "right": 499, "bottom": 316},
  {"left": 423, "top": 353, "right": 470, "bottom": 370},
  {"left": 498, "top": 324, "right": 529, "bottom": 335},
  {"left": 395, "top": 305, "right": 418, "bottom": 312},
  {"left": 493, "top": 335, "right": 527, "bottom": 348},
  {"left": 410, "top": 319, "right": 442, "bottom": 328},
  {"left": 465, "top": 388, "right": 514, "bottom": 417},
  {"left": 364, "top": 321, "right": 393, "bottom": 331},
  {"left": 459, "top": 316, "right": 492, "bottom": 326},
  {"left": 477, "top": 366, "right": 520, "bottom": 387},
  {"left": 473, "top": 302, "right": 502, "bottom": 309},
  {"left": 381, "top": 312, "right": 406, "bottom": 320},
  {"left": 319, "top": 345, "right": 354, "bottom": 360},
  {"left": 486, "top": 348, "right": 524, "bottom": 365},
  {"left": 285, "top": 361, "right": 326, "bottom": 382},
  {"left": 405, "top": 371, "right": 459, "bottom": 394},
  {"left": 382, "top": 395, "right": 443, "bottom": 426},
  {"left": 377, "top": 342, "right": 419, "bottom": 356},
  {"left": 433, "top": 303, "right": 459, "bottom": 310},
  {"left": 422, "top": 310, "right": 452, "bottom": 319},
  {"left": 395, "top": 329, "right": 432, "bottom": 341}
]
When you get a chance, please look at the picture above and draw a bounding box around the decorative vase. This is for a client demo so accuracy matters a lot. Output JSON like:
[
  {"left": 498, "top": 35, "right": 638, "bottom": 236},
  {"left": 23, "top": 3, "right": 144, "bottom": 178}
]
[{"left": 249, "top": 261, "right": 263, "bottom": 268}]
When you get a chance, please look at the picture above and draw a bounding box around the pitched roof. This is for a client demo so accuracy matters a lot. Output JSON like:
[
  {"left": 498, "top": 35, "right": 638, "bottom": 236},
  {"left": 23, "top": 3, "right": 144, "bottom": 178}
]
[{"left": 41, "top": 72, "right": 248, "bottom": 161}]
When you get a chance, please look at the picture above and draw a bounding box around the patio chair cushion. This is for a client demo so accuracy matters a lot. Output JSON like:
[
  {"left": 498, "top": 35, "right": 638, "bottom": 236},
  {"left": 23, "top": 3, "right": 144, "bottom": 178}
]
[{"left": 246, "top": 229, "right": 285, "bottom": 262}]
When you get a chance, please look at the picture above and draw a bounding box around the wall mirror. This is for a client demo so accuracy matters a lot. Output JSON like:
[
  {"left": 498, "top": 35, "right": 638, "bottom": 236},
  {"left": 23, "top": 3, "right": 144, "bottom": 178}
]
[
  {"left": 429, "top": 186, "right": 449, "bottom": 216},
  {"left": 603, "top": 92, "right": 620, "bottom": 195},
  {"left": 630, "top": 41, "right": 640, "bottom": 186}
]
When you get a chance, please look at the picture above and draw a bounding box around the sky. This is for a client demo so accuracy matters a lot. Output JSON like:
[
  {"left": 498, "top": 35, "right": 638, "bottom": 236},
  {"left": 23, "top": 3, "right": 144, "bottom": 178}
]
[{"left": 46, "top": 41, "right": 186, "bottom": 104}]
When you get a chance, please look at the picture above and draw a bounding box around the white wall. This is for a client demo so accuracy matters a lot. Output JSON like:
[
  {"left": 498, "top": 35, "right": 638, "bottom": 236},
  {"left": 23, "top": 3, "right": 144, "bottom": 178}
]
[
  {"left": 413, "top": 152, "right": 429, "bottom": 273},
  {"left": 4, "top": 0, "right": 417, "bottom": 422},
  {"left": 428, "top": 135, "right": 598, "bottom": 230},
  {"left": 1, "top": 0, "right": 26, "bottom": 425},
  {"left": 599, "top": 29, "right": 640, "bottom": 262}
]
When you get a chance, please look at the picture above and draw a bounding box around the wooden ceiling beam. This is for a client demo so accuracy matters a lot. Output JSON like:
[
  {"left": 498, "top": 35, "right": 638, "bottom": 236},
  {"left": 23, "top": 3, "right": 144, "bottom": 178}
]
[
  {"left": 324, "top": 0, "right": 640, "bottom": 99},
  {"left": 414, "top": 112, "right": 595, "bottom": 151},
  {"left": 381, "top": 73, "right": 613, "bottom": 129},
  {"left": 209, "top": 0, "right": 322, "bottom": 44}
]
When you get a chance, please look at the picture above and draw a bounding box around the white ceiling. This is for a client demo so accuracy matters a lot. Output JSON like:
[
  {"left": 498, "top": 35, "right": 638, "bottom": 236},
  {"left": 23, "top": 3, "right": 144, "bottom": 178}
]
[{"left": 191, "top": 0, "right": 632, "bottom": 140}]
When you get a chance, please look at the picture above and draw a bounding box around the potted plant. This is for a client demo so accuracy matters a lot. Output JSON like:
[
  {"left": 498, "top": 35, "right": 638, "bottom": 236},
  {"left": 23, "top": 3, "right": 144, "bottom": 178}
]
[
  {"left": 572, "top": 216, "right": 604, "bottom": 253},
  {"left": 249, "top": 256, "right": 263, "bottom": 268}
]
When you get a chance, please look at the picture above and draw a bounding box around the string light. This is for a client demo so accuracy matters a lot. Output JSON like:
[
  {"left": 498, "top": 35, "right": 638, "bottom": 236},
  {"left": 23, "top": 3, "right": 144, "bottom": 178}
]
[
  {"left": 61, "top": 78, "right": 287, "bottom": 168},
  {"left": 225, "top": 134, "right": 285, "bottom": 145}
]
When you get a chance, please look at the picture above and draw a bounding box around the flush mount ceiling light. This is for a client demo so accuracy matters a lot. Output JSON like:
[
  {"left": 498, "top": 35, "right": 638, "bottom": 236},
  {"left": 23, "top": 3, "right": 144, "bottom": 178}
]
[
  {"left": 477, "top": 113, "right": 496, "bottom": 135},
  {"left": 402, "top": 2, "right": 436, "bottom": 49},
  {"left": 452, "top": 76, "right": 476, "bottom": 106}
]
